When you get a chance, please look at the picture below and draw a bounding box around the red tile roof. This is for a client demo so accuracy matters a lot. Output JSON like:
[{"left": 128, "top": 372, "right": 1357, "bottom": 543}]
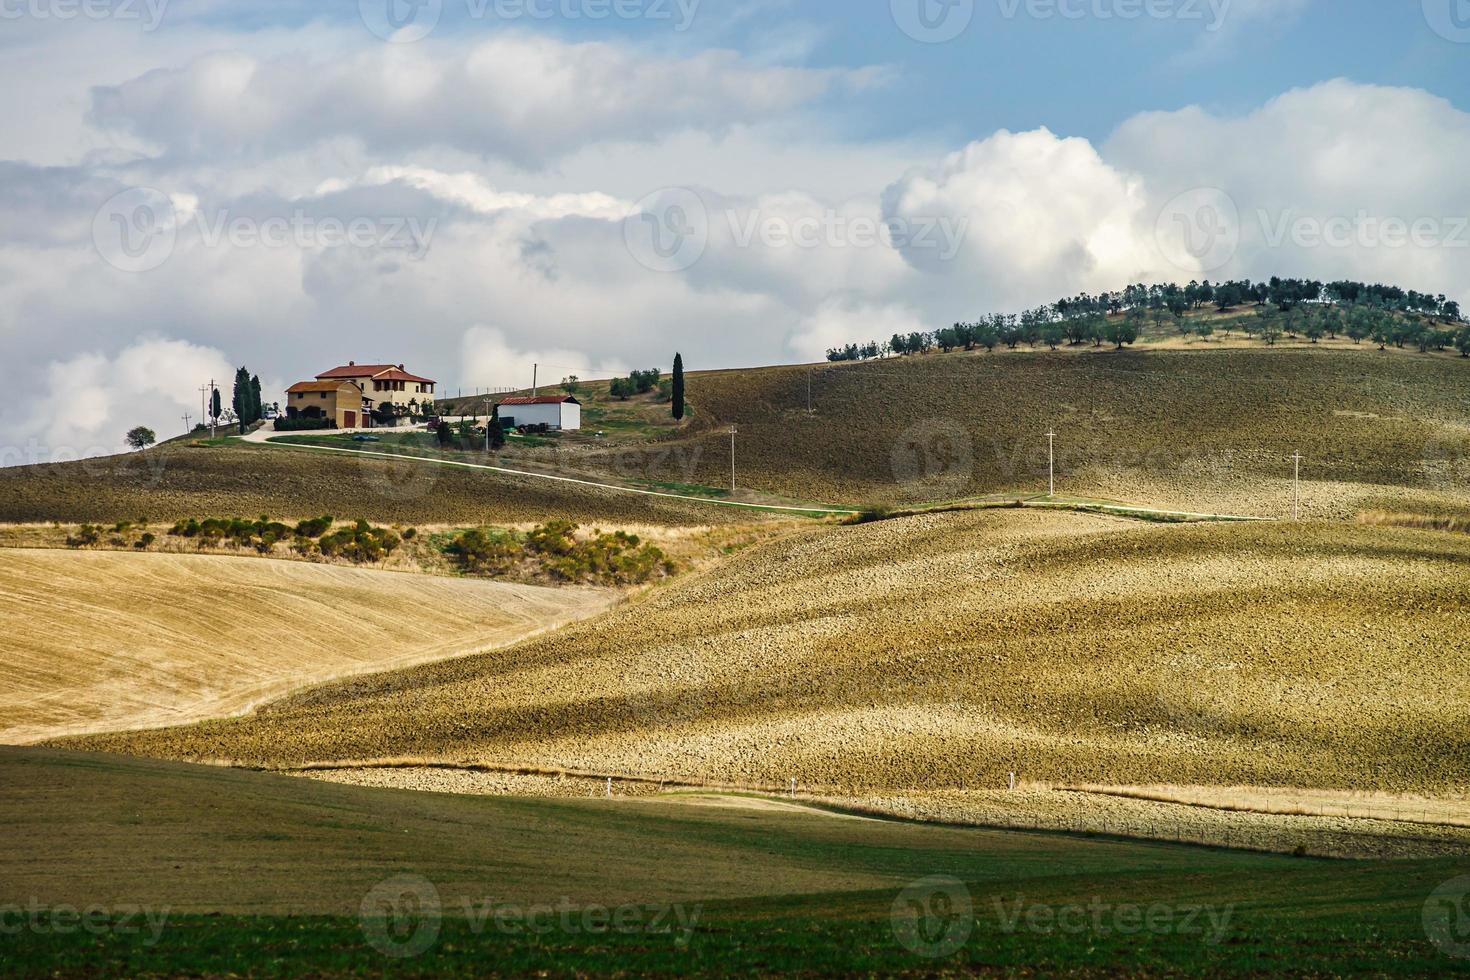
[
  {"left": 498, "top": 395, "right": 579, "bottom": 406},
  {"left": 317, "top": 363, "right": 436, "bottom": 384},
  {"left": 287, "top": 380, "right": 361, "bottom": 394}
]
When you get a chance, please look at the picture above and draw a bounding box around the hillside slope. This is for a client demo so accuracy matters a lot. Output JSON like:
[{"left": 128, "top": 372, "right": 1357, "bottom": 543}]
[
  {"left": 71, "top": 510, "right": 1470, "bottom": 793},
  {"left": 0, "top": 549, "right": 616, "bottom": 743},
  {"left": 593, "top": 348, "right": 1470, "bottom": 516},
  {"left": 0, "top": 441, "right": 749, "bottom": 525}
]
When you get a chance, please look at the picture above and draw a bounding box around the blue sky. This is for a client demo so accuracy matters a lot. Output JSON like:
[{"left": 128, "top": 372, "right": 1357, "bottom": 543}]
[{"left": 1, "top": 0, "right": 1468, "bottom": 460}]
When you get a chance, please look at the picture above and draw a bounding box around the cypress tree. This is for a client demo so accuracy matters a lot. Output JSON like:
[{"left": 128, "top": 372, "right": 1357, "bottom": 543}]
[
  {"left": 231, "top": 368, "right": 249, "bottom": 432},
  {"left": 250, "top": 375, "right": 263, "bottom": 424},
  {"left": 671, "top": 352, "right": 685, "bottom": 421}
]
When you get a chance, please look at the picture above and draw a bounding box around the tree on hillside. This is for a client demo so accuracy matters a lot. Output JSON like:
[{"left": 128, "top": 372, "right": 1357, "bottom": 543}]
[
  {"left": 488, "top": 405, "right": 506, "bottom": 450},
  {"left": 210, "top": 388, "right": 222, "bottom": 424},
  {"left": 1456, "top": 328, "right": 1470, "bottom": 357},
  {"left": 1104, "top": 319, "right": 1138, "bottom": 350},
  {"left": 231, "top": 368, "right": 255, "bottom": 433},
  {"left": 671, "top": 353, "right": 685, "bottom": 420},
  {"left": 125, "top": 426, "right": 156, "bottom": 450}
]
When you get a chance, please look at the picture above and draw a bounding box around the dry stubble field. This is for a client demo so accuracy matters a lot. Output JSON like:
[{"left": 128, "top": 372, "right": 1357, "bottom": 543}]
[
  {"left": 67, "top": 508, "right": 1470, "bottom": 798},
  {"left": 588, "top": 347, "right": 1470, "bottom": 517},
  {"left": 1, "top": 549, "right": 618, "bottom": 743}
]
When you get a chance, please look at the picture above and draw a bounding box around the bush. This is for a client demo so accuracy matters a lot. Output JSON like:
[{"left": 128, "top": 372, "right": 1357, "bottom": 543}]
[
  {"left": 446, "top": 528, "right": 519, "bottom": 575},
  {"left": 135, "top": 532, "right": 156, "bottom": 550},
  {"left": 295, "top": 515, "right": 334, "bottom": 538},
  {"left": 318, "top": 519, "right": 400, "bottom": 564},
  {"left": 168, "top": 516, "right": 293, "bottom": 552},
  {"left": 446, "top": 522, "right": 673, "bottom": 585},
  {"left": 273, "top": 417, "right": 333, "bottom": 432},
  {"left": 65, "top": 524, "right": 102, "bottom": 547}
]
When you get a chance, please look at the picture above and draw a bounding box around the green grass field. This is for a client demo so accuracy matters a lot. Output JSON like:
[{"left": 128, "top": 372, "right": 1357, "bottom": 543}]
[{"left": 4, "top": 747, "right": 1469, "bottom": 976}]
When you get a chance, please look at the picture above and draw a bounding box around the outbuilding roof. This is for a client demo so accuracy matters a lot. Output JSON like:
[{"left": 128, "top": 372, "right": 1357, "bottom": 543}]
[{"left": 497, "top": 395, "right": 581, "bottom": 406}]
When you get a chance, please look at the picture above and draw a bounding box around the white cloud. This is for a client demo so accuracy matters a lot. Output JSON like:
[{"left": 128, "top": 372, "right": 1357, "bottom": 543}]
[
  {"left": 88, "top": 35, "right": 871, "bottom": 166},
  {"left": 0, "top": 338, "right": 235, "bottom": 464},
  {"left": 881, "top": 128, "right": 1160, "bottom": 308},
  {"left": 789, "top": 297, "right": 926, "bottom": 361}
]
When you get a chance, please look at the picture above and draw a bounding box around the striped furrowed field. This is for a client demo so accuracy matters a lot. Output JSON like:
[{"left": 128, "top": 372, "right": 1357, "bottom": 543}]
[{"left": 65, "top": 508, "right": 1470, "bottom": 798}]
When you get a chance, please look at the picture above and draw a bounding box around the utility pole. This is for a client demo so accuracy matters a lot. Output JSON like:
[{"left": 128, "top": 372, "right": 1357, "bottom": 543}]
[
  {"left": 1047, "top": 429, "right": 1056, "bottom": 497},
  {"left": 729, "top": 424, "right": 738, "bottom": 493},
  {"left": 181, "top": 413, "right": 191, "bottom": 434},
  {"left": 532, "top": 363, "right": 538, "bottom": 397},
  {"left": 1291, "top": 452, "right": 1304, "bottom": 521}
]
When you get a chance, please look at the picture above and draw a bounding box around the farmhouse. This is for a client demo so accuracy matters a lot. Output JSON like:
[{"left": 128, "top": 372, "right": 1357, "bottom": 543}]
[
  {"left": 316, "top": 362, "right": 436, "bottom": 412},
  {"left": 497, "top": 395, "right": 582, "bottom": 431},
  {"left": 284, "top": 381, "right": 365, "bottom": 428}
]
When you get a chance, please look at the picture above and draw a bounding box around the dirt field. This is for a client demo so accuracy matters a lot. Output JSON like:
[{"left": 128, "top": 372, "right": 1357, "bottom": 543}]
[
  {"left": 0, "top": 549, "right": 618, "bottom": 743},
  {"left": 68, "top": 509, "right": 1470, "bottom": 794},
  {"left": 585, "top": 347, "right": 1470, "bottom": 515},
  {"left": 0, "top": 440, "right": 753, "bottom": 526}
]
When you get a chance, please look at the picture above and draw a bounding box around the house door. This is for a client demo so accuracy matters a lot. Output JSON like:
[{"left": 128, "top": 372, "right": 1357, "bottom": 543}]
[{"left": 344, "top": 410, "right": 356, "bottom": 428}]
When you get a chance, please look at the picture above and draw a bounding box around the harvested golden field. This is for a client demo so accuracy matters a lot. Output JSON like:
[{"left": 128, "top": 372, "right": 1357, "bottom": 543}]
[
  {"left": 71, "top": 510, "right": 1470, "bottom": 794},
  {"left": 0, "top": 441, "right": 750, "bottom": 526},
  {"left": 589, "top": 347, "right": 1470, "bottom": 515},
  {"left": 0, "top": 549, "right": 618, "bottom": 743}
]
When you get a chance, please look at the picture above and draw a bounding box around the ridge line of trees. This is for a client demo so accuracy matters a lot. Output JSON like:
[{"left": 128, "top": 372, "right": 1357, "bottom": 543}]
[{"left": 827, "top": 277, "right": 1468, "bottom": 362}]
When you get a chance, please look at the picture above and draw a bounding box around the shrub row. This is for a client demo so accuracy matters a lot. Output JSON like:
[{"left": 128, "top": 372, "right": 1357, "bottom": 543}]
[{"left": 446, "top": 520, "right": 672, "bottom": 585}]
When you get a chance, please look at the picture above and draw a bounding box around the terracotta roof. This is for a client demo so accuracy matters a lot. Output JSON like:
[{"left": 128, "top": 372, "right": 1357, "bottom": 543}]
[
  {"left": 372, "top": 367, "right": 436, "bottom": 384},
  {"left": 317, "top": 363, "right": 436, "bottom": 384},
  {"left": 287, "top": 380, "right": 361, "bottom": 394},
  {"left": 497, "top": 395, "right": 580, "bottom": 406}
]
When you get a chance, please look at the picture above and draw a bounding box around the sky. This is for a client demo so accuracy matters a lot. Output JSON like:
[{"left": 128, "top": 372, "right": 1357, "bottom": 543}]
[{"left": 2, "top": 0, "right": 1468, "bottom": 463}]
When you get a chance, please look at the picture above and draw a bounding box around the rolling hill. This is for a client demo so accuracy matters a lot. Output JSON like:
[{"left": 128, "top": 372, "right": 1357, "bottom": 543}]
[
  {"left": 5, "top": 345, "right": 1468, "bottom": 525},
  {"left": 0, "top": 549, "right": 618, "bottom": 743},
  {"left": 65, "top": 508, "right": 1470, "bottom": 794}
]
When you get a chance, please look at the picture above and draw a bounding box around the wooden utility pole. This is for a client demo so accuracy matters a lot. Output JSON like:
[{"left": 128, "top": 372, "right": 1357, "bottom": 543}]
[
  {"left": 532, "top": 363, "right": 538, "bottom": 397},
  {"left": 1047, "top": 429, "right": 1056, "bottom": 497},
  {"left": 729, "top": 424, "right": 738, "bottom": 492},
  {"left": 181, "top": 413, "right": 191, "bottom": 434},
  {"left": 1292, "top": 452, "right": 1304, "bottom": 521}
]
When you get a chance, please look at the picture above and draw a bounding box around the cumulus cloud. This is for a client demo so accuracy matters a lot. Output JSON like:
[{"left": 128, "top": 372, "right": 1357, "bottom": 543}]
[
  {"left": 1106, "top": 80, "right": 1470, "bottom": 291},
  {"left": 89, "top": 36, "right": 872, "bottom": 166},
  {"left": 0, "top": 338, "right": 235, "bottom": 465},
  {"left": 4, "top": 53, "right": 1469, "bottom": 468},
  {"left": 788, "top": 297, "right": 926, "bottom": 361},
  {"left": 881, "top": 128, "right": 1160, "bottom": 308}
]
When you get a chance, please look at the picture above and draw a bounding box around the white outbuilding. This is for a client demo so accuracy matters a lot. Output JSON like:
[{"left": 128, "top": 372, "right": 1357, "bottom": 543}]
[{"left": 496, "top": 395, "right": 582, "bottom": 431}]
